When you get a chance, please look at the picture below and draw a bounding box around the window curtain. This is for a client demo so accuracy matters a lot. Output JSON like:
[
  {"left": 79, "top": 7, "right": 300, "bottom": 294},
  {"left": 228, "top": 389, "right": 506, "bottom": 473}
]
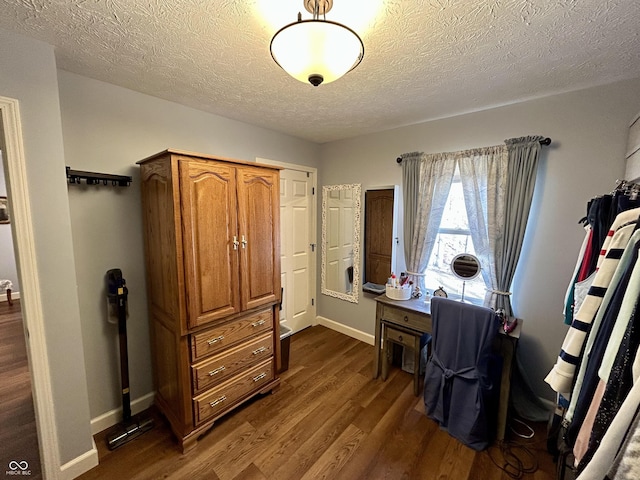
[
  {"left": 458, "top": 136, "right": 543, "bottom": 315},
  {"left": 457, "top": 146, "right": 508, "bottom": 307},
  {"left": 496, "top": 136, "right": 544, "bottom": 315},
  {"left": 401, "top": 152, "right": 456, "bottom": 292}
]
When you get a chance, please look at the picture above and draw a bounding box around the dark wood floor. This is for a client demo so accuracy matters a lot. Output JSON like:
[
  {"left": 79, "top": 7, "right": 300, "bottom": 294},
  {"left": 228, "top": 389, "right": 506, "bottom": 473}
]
[
  {"left": 79, "top": 325, "right": 556, "bottom": 480},
  {"left": 0, "top": 299, "right": 42, "bottom": 479}
]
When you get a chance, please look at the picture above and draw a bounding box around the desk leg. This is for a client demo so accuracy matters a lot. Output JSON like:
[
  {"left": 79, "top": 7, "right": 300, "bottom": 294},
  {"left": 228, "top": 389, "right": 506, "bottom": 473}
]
[
  {"left": 372, "top": 302, "right": 383, "bottom": 379},
  {"left": 413, "top": 336, "right": 421, "bottom": 396},
  {"left": 497, "top": 336, "right": 516, "bottom": 442}
]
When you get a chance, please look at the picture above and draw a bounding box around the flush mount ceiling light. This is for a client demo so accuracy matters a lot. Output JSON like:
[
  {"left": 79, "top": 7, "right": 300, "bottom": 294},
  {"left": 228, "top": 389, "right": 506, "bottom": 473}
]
[{"left": 270, "top": 0, "right": 364, "bottom": 87}]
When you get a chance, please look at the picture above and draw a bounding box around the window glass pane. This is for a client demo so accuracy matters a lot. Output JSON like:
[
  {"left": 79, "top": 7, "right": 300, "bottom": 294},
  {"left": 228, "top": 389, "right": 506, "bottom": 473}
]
[
  {"left": 439, "top": 181, "right": 468, "bottom": 230},
  {"left": 423, "top": 175, "right": 485, "bottom": 303}
]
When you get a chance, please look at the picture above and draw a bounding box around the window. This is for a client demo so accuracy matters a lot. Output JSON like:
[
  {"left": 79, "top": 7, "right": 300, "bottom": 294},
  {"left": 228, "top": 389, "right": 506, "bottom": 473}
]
[{"left": 424, "top": 168, "right": 485, "bottom": 303}]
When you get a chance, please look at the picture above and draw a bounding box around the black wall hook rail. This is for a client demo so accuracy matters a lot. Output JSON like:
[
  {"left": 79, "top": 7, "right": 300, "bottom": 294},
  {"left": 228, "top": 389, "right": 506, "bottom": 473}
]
[
  {"left": 66, "top": 167, "right": 132, "bottom": 186},
  {"left": 396, "top": 137, "right": 552, "bottom": 163}
]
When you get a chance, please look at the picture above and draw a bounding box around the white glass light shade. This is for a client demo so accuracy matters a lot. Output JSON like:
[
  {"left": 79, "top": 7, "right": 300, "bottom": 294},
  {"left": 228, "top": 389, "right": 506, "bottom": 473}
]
[{"left": 270, "top": 19, "right": 364, "bottom": 86}]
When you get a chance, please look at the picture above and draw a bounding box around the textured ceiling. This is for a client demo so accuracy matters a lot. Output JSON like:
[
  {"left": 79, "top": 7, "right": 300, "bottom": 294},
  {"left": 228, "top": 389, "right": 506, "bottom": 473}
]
[{"left": 1, "top": 0, "right": 639, "bottom": 144}]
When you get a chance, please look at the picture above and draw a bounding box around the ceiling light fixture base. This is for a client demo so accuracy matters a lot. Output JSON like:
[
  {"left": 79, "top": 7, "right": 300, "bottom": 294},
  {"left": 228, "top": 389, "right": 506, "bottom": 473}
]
[{"left": 304, "top": 0, "right": 332, "bottom": 15}]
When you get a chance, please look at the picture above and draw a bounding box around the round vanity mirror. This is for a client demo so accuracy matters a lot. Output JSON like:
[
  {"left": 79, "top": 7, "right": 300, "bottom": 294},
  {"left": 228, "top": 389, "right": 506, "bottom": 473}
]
[{"left": 451, "top": 253, "right": 481, "bottom": 280}]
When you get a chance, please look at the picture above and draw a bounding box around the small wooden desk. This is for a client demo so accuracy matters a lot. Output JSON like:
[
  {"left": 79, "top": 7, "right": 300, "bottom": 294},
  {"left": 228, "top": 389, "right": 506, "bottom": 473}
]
[{"left": 373, "top": 295, "right": 522, "bottom": 442}]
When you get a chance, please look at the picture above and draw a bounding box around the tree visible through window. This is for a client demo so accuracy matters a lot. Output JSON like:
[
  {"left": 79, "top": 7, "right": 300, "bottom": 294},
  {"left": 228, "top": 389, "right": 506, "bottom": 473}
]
[{"left": 424, "top": 168, "right": 485, "bottom": 303}]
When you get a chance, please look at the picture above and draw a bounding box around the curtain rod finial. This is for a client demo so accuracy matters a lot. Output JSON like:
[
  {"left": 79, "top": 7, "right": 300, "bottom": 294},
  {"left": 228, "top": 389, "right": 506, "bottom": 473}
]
[{"left": 397, "top": 157, "right": 402, "bottom": 164}]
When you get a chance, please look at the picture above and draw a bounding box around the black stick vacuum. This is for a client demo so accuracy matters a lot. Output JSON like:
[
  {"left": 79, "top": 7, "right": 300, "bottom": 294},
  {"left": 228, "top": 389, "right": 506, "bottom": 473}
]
[{"left": 105, "top": 269, "right": 154, "bottom": 450}]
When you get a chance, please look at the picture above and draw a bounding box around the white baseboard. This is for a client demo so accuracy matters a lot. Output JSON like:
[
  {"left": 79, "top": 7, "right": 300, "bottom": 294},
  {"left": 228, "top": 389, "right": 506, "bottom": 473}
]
[
  {"left": 316, "top": 316, "right": 375, "bottom": 345},
  {"left": 1, "top": 290, "right": 19, "bottom": 303},
  {"left": 90, "top": 391, "right": 155, "bottom": 435},
  {"left": 59, "top": 438, "right": 98, "bottom": 480}
]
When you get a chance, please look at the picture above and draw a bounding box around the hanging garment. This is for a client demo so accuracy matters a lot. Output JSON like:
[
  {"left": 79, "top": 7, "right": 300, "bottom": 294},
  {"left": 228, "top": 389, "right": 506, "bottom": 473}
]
[
  {"left": 583, "top": 195, "right": 614, "bottom": 278},
  {"left": 579, "top": 288, "right": 640, "bottom": 470},
  {"left": 565, "top": 229, "right": 640, "bottom": 427},
  {"left": 545, "top": 208, "right": 640, "bottom": 396},
  {"left": 607, "top": 413, "right": 640, "bottom": 479},
  {"left": 576, "top": 376, "right": 640, "bottom": 479},
  {"left": 565, "top": 227, "right": 593, "bottom": 325},
  {"left": 565, "top": 235, "right": 640, "bottom": 447},
  {"left": 423, "top": 297, "right": 500, "bottom": 451}
]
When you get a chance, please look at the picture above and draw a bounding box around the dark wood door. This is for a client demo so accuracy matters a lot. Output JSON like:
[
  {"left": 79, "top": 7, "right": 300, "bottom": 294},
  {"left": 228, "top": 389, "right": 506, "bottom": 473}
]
[{"left": 365, "top": 189, "right": 394, "bottom": 285}]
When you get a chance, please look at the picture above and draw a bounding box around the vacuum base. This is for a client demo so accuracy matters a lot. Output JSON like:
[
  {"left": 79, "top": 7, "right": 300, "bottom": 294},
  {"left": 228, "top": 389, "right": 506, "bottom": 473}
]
[{"left": 106, "top": 414, "right": 154, "bottom": 450}]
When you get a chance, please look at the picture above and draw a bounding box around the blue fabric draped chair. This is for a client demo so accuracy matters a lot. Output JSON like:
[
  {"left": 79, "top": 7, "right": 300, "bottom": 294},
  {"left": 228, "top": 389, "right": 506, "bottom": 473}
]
[{"left": 423, "top": 297, "right": 502, "bottom": 450}]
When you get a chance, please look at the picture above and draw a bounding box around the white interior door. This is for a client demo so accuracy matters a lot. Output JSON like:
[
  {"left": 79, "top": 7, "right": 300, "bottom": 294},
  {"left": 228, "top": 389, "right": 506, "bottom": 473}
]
[
  {"left": 325, "top": 189, "right": 355, "bottom": 294},
  {"left": 279, "top": 168, "right": 315, "bottom": 333}
]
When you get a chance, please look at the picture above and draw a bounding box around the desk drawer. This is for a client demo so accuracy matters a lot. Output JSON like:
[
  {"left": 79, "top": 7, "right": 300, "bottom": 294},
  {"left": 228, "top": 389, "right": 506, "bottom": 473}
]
[
  {"left": 192, "top": 332, "right": 273, "bottom": 394},
  {"left": 191, "top": 309, "right": 273, "bottom": 361},
  {"left": 193, "top": 359, "right": 274, "bottom": 425},
  {"left": 381, "top": 304, "right": 431, "bottom": 332},
  {"left": 385, "top": 325, "right": 417, "bottom": 349}
]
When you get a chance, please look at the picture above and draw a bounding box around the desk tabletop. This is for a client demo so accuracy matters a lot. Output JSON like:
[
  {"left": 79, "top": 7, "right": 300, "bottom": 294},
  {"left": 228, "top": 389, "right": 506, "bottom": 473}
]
[{"left": 374, "top": 294, "right": 522, "bottom": 339}]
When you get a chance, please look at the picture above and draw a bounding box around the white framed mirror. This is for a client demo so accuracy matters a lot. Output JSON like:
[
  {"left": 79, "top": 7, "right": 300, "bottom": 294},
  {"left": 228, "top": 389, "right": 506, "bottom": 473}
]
[{"left": 321, "top": 184, "right": 361, "bottom": 303}]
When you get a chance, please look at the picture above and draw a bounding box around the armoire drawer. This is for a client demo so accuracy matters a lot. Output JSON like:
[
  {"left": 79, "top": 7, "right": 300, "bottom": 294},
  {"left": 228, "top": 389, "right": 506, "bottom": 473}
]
[
  {"left": 381, "top": 304, "right": 431, "bottom": 332},
  {"left": 191, "top": 309, "right": 273, "bottom": 361},
  {"left": 191, "top": 332, "right": 274, "bottom": 394},
  {"left": 193, "top": 359, "right": 274, "bottom": 425}
]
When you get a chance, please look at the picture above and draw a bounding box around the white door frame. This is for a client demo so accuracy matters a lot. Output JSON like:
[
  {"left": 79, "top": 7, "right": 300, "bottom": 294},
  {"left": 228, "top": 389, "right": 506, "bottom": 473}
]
[
  {"left": 256, "top": 157, "right": 318, "bottom": 326},
  {"left": 1, "top": 96, "right": 61, "bottom": 479}
]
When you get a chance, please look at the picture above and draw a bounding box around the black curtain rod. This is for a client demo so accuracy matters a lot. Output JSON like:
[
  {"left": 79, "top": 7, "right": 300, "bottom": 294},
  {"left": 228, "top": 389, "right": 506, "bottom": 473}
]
[{"left": 396, "top": 137, "right": 552, "bottom": 163}]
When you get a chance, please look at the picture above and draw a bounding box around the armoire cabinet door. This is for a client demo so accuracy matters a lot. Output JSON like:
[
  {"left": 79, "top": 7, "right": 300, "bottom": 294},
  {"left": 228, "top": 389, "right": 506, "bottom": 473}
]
[
  {"left": 180, "top": 159, "right": 241, "bottom": 328},
  {"left": 236, "top": 166, "right": 281, "bottom": 311}
]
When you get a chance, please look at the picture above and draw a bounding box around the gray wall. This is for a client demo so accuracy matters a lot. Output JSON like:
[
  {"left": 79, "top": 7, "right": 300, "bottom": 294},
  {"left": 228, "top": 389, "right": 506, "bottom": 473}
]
[
  {"left": 57, "top": 70, "right": 321, "bottom": 419},
  {"left": 0, "top": 28, "right": 93, "bottom": 464},
  {"left": 0, "top": 150, "right": 19, "bottom": 293},
  {"left": 317, "top": 77, "right": 640, "bottom": 401}
]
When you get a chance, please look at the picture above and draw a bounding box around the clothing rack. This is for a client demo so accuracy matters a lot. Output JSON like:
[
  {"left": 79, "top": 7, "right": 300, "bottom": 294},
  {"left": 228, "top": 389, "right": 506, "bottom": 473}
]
[
  {"left": 612, "top": 179, "right": 640, "bottom": 198},
  {"left": 395, "top": 137, "right": 552, "bottom": 163}
]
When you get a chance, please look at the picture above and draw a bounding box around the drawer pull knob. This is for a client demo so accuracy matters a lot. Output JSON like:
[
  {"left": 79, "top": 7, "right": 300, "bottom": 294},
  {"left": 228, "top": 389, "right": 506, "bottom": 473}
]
[
  {"left": 252, "top": 346, "right": 267, "bottom": 355},
  {"left": 208, "top": 366, "right": 226, "bottom": 376},
  {"left": 251, "top": 319, "right": 266, "bottom": 327},
  {"left": 207, "top": 335, "right": 224, "bottom": 345},
  {"left": 209, "top": 395, "right": 226, "bottom": 407},
  {"left": 253, "top": 372, "right": 267, "bottom": 382},
  {"left": 404, "top": 316, "right": 409, "bottom": 322},
  {"left": 398, "top": 335, "right": 403, "bottom": 341}
]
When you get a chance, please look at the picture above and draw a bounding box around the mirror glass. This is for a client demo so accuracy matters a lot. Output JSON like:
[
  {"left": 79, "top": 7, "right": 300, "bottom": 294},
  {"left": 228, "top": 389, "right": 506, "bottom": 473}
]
[
  {"left": 451, "top": 253, "right": 481, "bottom": 280},
  {"left": 363, "top": 186, "right": 399, "bottom": 288},
  {"left": 321, "top": 184, "right": 361, "bottom": 303}
]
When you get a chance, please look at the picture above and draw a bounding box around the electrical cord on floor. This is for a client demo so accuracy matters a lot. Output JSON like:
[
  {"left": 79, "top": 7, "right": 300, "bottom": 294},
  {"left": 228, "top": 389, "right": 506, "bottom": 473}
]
[
  {"left": 486, "top": 418, "right": 539, "bottom": 479},
  {"left": 487, "top": 441, "right": 538, "bottom": 479}
]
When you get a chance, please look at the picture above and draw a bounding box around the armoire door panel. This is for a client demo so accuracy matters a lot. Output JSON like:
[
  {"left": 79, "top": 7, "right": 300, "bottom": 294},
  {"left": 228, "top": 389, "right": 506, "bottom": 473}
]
[
  {"left": 180, "top": 160, "right": 241, "bottom": 328},
  {"left": 236, "top": 167, "right": 281, "bottom": 311},
  {"left": 141, "top": 161, "right": 182, "bottom": 325}
]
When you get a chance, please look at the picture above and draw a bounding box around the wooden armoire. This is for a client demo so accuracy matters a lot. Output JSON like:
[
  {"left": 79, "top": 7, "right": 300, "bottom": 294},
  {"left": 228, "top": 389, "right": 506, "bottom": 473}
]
[{"left": 138, "top": 149, "right": 281, "bottom": 452}]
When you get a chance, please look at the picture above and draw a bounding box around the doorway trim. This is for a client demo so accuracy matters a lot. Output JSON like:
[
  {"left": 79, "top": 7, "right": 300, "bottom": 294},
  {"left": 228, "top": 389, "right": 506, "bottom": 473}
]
[
  {"left": 256, "top": 157, "right": 318, "bottom": 327},
  {"left": 1, "top": 95, "right": 61, "bottom": 479}
]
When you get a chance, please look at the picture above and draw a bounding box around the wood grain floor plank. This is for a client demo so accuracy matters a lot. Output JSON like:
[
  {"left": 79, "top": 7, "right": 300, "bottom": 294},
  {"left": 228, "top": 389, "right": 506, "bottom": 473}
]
[
  {"left": 299, "top": 423, "right": 365, "bottom": 480},
  {"left": 0, "top": 300, "right": 42, "bottom": 480},
  {"left": 77, "top": 325, "right": 557, "bottom": 480},
  {"left": 267, "top": 399, "right": 363, "bottom": 480}
]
